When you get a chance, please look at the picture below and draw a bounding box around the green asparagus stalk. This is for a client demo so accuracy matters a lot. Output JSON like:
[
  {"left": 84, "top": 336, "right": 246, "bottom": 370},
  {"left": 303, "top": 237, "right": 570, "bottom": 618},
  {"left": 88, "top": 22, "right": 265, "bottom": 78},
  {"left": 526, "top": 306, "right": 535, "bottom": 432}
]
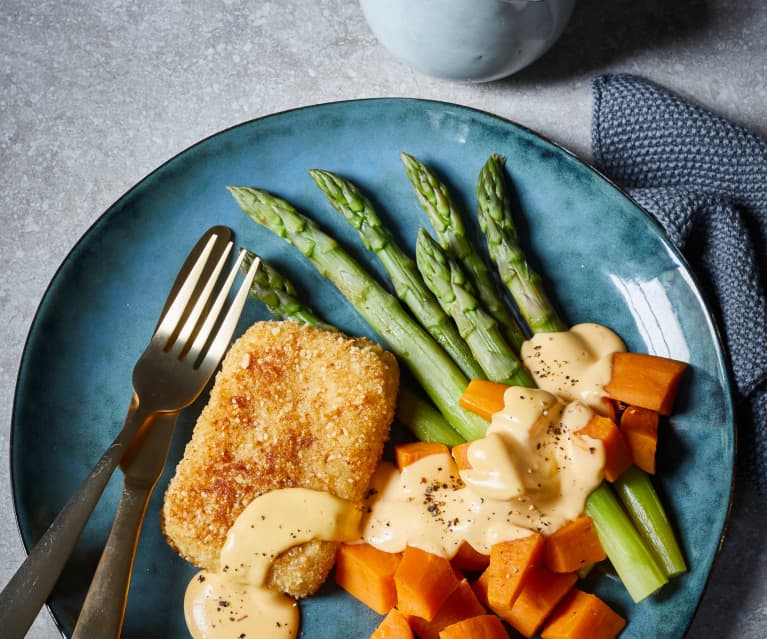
[
  {"left": 242, "top": 251, "right": 333, "bottom": 329},
  {"left": 229, "top": 186, "right": 488, "bottom": 442},
  {"left": 401, "top": 152, "right": 528, "bottom": 351},
  {"left": 476, "top": 154, "right": 567, "bottom": 334},
  {"left": 241, "top": 250, "right": 463, "bottom": 446},
  {"left": 415, "top": 228, "right": 534, "bottom": 388},
  {"left": 585, "top": 484, "right": 668, "bottom": 602},
  {"left": 613, "top": 466, "right": 687, "bottom": 577},
  {"left": 308, "top": 168, "right": 484, "bottom": 380},
  {"left": 395, "top": 386, "right": 465, "bottom": 447}
]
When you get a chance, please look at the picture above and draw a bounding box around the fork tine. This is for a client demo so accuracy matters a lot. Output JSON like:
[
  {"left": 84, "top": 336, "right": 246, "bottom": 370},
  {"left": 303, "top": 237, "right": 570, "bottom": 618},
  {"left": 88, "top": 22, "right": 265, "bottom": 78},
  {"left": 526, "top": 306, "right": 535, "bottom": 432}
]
[
  {"left": 154, "top": 233, "right": 221, "bottom": 345},
  {"left": 190, "top": 251, "right": 260, "bottom": 370},
  {"left": 168, "top": 240, "right": 234, "bottom": 357},
  {"left": 185, "top": 248, "right": 247, "bottom": 363}
]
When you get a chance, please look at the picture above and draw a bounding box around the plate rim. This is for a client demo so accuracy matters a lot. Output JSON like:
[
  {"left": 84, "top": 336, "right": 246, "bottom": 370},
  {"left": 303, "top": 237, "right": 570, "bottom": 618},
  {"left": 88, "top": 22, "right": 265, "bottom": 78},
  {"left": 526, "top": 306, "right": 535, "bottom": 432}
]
[{"left": 8, "top": 97, "right": 736, "bottom": 638}]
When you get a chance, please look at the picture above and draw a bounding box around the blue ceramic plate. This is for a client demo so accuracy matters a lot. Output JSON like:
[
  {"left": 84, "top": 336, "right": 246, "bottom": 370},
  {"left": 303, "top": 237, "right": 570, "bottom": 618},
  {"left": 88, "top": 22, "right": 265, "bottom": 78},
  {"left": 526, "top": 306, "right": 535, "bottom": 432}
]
[{"left": 11, "top": 99, "right": 734, "bottom": 638}]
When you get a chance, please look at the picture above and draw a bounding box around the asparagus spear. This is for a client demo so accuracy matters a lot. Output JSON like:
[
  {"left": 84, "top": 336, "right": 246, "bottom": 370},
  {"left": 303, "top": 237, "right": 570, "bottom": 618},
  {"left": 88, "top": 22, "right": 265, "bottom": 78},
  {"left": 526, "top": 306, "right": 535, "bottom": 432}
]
[
  {"left": 229, "top": 186, "right": 488, "bottom": 442},
  {"left": 240, "top": 250, "right": 465, "bottom": 447},
  {"left": 242, "top": 251, "right": 333, "bottom": 328},
  {"left": 308, "top": 169, "right": 484, "bottom": 380},
  {"left": 415, "top": 228, "right": 534, "bottom": 388},
  {"left": 474, "top": 153, "right": 686, "bottom": 587},
  {"left": 395, "top": 386, "right": 465, "bottom": 447},
  {"left": 400, "top": 152, "right": 528, "bottom": 351},
  {"left": 476, "top": 154, "right": 566, "bottom": 334},
  {"left": 613, "top": 466, "right": 687, "bottom": 577},
  {"left": 585, "top": 484, "right": 668, "bottom": 602}
]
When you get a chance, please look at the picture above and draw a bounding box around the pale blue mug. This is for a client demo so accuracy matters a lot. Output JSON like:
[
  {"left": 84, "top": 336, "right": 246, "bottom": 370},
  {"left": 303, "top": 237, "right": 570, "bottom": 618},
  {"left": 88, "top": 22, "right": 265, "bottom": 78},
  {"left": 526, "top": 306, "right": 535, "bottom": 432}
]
[{"left": 360, "top": 0, "right": 576, "bottom": 82}]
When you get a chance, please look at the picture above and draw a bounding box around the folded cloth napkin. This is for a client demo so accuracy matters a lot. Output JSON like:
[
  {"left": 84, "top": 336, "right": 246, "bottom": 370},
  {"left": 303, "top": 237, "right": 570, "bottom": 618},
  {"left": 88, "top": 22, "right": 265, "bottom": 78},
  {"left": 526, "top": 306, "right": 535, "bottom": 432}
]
[{"left": 591, "top": 73, "right": 767, "bottom": 495}]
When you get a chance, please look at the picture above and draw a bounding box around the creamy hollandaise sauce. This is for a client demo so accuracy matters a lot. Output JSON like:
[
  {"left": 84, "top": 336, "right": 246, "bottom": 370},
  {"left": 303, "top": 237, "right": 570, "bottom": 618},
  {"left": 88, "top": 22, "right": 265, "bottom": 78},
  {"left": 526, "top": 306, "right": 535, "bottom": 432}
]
[
  {"left": 184, "top": 488, "right": 361, "bottom": 639},
  {"left": 360, "top": 388, "right": 605, "bottom": 557},
  {"left": 521, "top": 323, "right": 626, "bottom": 413}
]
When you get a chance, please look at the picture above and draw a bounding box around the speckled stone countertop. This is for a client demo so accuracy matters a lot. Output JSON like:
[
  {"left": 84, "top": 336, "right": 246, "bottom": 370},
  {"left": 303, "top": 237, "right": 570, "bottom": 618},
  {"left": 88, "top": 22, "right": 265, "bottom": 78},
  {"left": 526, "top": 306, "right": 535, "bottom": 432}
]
[{"left": 2, "top": 1, "right": 766, "bottom": 637}]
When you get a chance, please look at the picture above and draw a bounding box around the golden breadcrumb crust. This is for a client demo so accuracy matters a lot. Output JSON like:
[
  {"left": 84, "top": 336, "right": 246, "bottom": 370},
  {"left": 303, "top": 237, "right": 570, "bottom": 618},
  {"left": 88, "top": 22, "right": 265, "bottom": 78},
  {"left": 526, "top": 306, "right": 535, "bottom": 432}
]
[{"left": 161, "top": 320, "right": 398, "bottom": 597}]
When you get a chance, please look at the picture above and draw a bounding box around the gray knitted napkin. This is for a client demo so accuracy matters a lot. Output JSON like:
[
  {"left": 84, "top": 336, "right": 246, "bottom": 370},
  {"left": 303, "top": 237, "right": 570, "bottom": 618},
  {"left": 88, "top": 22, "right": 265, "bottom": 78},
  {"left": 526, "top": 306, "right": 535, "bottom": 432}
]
[{"left": 591, "top": 73, "right": 767, "bottom": 495}]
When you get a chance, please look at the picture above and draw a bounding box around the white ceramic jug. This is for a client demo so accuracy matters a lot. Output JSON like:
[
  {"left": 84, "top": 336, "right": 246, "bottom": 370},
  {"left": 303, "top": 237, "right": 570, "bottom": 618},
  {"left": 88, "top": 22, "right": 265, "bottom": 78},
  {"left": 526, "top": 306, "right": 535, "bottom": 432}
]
[{"left": 360, "top": 0, "right": 576, "bottom": 82}]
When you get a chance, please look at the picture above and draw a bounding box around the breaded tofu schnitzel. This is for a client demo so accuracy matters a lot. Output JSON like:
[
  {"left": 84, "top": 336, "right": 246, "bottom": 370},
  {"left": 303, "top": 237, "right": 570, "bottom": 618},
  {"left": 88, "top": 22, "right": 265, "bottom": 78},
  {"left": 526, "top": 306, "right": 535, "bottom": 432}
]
[{"left": 162, "top": 320, "right": 398, "bottom": 597}]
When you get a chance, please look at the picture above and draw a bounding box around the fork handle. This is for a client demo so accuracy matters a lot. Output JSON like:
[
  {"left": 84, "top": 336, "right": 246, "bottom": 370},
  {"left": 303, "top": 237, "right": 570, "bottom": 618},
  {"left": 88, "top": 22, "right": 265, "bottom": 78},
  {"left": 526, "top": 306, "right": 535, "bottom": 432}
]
[
  {"left": 0, "top": 398, "right": 151, "bottom": 639},
  {"left": 72, "top": 481, "right": 152, "bottom": 639},
  {"left": 72, "top": 414, "right": 177, "bottom": 639}
]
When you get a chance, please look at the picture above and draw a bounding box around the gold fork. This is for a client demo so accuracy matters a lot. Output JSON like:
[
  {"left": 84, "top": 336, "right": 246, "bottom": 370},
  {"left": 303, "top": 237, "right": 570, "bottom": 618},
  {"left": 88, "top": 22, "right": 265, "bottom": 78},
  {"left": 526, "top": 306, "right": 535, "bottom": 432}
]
[
  {"left": 70, "top": 226, "right": 249, "bottom": 639},
  {"left": 0, "top": 226, "right": 260, "bottom": 639}
]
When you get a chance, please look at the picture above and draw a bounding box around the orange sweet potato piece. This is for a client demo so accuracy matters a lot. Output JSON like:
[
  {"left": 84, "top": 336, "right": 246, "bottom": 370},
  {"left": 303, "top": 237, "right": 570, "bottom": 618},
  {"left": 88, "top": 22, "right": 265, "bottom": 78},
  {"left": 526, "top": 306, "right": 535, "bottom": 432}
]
[
  {"left": 439, "top": 614, "right": 511, "bottom": 639},
  {"left": 370, "top": 608, "right": 414, "bottom": 639},
  {"left": 575, "top": 414, "right": 632, "bottom": 482},
  {"left": 451, "top": 541, "right": 490, "bottom": 572},
  {"left": 459, "top": 380, "right": 509, "bottom": 421},
  {"left": 395, "top": 442, "right": 450, "bottom": 470},
  {"left": 501, "top": 566, "right": 577, "bottom": 638},
  {"left": 408, "top": 579, "right": 487, "bottom": 639},
  {"left": 486, "top": 534, "right": 544, "bottom": 611},
  {"left": 335, "top": 543, "right": 402, "bottom": 614},
  {"left": 451, "top": 442, "right": 473, "bottom": 471},
  {"left": 394, "top": 546, "right": 460, "bottom": 621},
  {"left": 598, "top": 398, "right": 618, "bottom": 421},
  {"left": 619, "top": 406, "right": 659, "bottom": 474},
  {"left": 541, "top": 589, "right": 626, "bottom": 639},
  {"left": 604, "top": 352, "right": 687, "bottom": 416},
  {"left": 451, "top": 565, "right": 466, "bottom": 582},
  {"left": 471, "top": 568, "right": 490, "bottom": 608},
  {"left": 544, "top": 515, "right": 606, "bottom": 573}
]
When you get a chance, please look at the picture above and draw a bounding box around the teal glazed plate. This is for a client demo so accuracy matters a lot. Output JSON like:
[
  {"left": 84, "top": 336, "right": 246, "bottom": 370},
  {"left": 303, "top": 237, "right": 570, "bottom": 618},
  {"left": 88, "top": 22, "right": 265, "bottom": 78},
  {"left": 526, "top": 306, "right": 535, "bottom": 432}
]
[{"left": 11, "top": 99, "right": 734, "bottom": 638}]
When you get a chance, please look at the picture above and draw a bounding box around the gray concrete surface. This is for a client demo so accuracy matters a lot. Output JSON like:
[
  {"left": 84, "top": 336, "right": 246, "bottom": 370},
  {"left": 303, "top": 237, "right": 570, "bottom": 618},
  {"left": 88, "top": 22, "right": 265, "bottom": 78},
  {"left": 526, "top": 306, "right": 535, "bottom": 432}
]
[{"left": 2, "top": 1, "right": 766, "bottom": 637}]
